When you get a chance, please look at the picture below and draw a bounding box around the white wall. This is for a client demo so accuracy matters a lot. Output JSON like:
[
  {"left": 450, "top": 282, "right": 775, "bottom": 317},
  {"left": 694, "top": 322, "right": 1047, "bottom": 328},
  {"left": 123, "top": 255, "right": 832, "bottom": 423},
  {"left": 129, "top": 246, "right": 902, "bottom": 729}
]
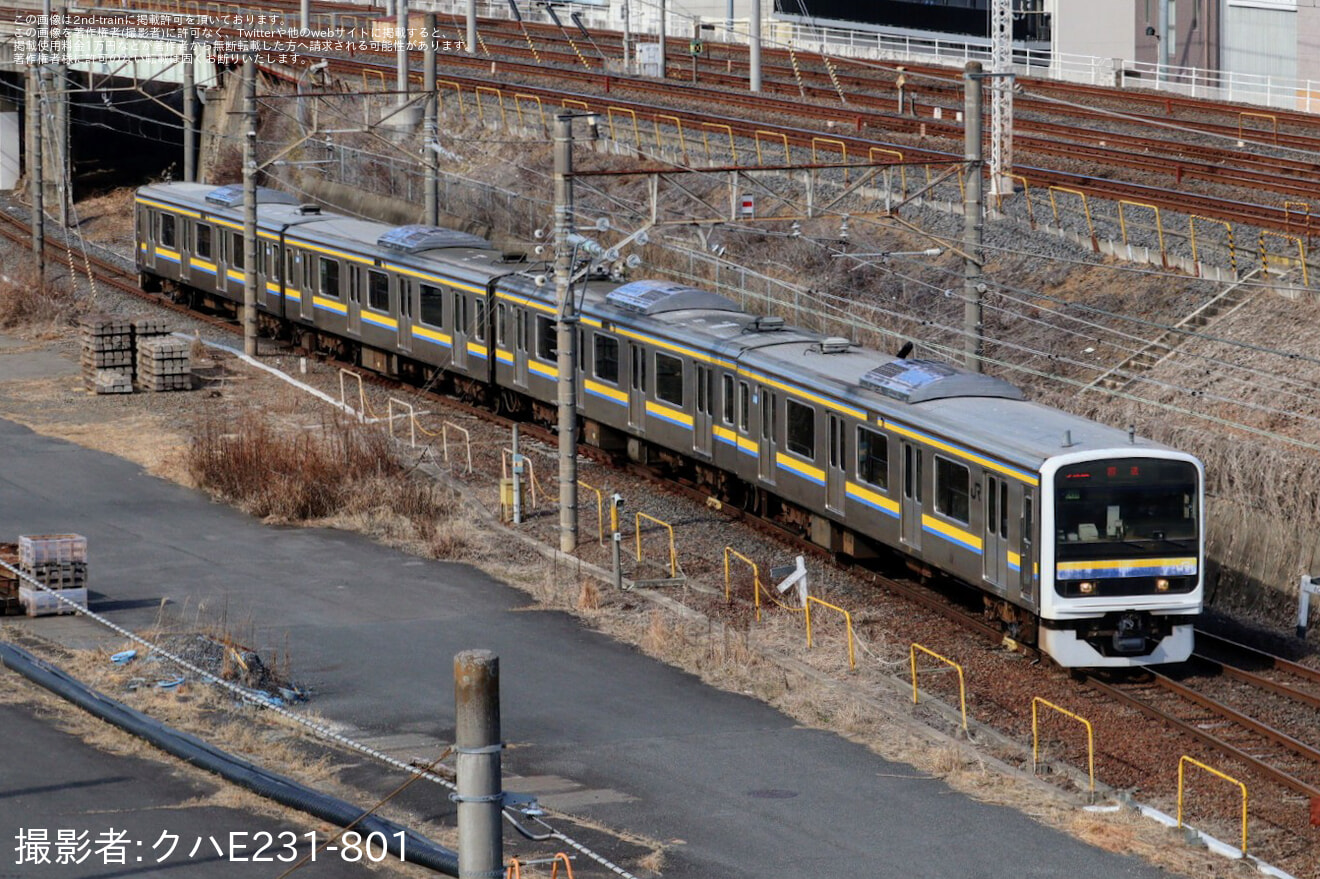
[
  {"left": 0, "top": 111, "right": 18, "bottom": 191},
  {"left": 1052, "top": 0, "right": 1134, "bottom": 61}
]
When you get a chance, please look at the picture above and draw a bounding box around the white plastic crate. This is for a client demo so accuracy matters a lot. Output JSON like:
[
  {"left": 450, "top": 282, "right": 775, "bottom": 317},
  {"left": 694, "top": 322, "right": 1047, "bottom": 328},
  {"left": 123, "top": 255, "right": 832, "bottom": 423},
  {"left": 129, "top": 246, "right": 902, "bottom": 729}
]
[{"left": 18, "top": 534, "right": 88, "bottom": 567}]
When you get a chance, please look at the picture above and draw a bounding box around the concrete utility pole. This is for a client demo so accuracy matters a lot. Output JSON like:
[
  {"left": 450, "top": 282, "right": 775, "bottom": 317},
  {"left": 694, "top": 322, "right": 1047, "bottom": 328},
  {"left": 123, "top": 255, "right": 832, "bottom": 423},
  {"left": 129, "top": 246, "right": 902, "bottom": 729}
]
[
  {"left": 54, "top": 6, "right": 67, "bottom": 227},
  {"left": 454, "top": 650, "right": 503, "bottom": 878},
  {"left": 657, "top": 0, "right": 666, "bottom": 79},
  {"left": 467, "top": 0, "right": 477, "bottom": 55},
  {"left": 1157, "top": 0, "right": 1170, "bottom": 84},
  {"left": 962, "top": 61, "right": 985, "bottom": 374},
  {"left": 552, "top": 114, "right": 579, "bottom": 553},
  {"left": 300, "top": 0, "right": 309, "bottom": 33},
  {"left": 27, "top": 65, "right": 43, "bottom": 289},
  {"left": 621, "top": 0, "right": 630, "bottom": 72},
  {"left": 396, "top": 0, "right": 409, "bottom": 99},
  {"left": 242, "top": 54, "right": 258, "bottom": 357},
  {"left": 423, "top": 12, "right": 438, "bottom": 226},
  {"left": 183, "top": 27, "right": 196, "bottom": 182},
  {"left": 749, "top": 0, "right": 761, "bottom": 92}
]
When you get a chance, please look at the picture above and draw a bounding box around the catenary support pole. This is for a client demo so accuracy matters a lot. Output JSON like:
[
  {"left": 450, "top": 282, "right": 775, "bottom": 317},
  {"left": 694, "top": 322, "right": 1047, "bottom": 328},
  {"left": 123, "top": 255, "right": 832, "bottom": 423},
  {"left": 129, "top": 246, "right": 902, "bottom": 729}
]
[
  {"left": 552, "top": 114, "right": 579, "bottom": 553},
  {"left": 621, "top": 0, "right": 630, "bottom": 72},
  {"left": 54, "top": 6, "right": 67, "bottom": 227},
  {"left": 423, "top": 12, "right": 438, "bottom": 226},
  {"left": 962, "top": 61, "right": 984, "bottom": 373},
  {"left": 27, "top": 65, "right": 44, "bottom": 289},
  {"left": 396, "top": 0, "right": 408, "bottom": 100},
  {"left": 658, "top": 0, "right": 666, "bottom": 80},
  {"left": 749, "top": 0, "right": 761, "bottom": 92},
  {"left": 467, "top": 0, "right": 477, "bottom": 55},
  {"left": 1157, "top": 0, "right": 1170, "bottom": 85},
  {"left": 242, "top": 54, "right": 258, "bottom": 357},
  {"left": 183, "top": 27, "right": 196, "bottom": 182},
  {"left": 300, "top": 0, "right": 309, "bottom": 33},
  {"left": 454, "top": 650, "right": 502, "bottom": 878}
]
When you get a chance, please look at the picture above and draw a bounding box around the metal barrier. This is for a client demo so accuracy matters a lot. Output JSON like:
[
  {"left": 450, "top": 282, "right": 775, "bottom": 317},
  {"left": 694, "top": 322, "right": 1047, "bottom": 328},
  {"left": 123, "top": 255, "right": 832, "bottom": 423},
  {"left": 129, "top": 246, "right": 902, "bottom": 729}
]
[
  {"left": 437, "top": 80, "right": 465, "bottom": 112},
  {"left": 634, "top": 513, "right": 677, "bottom": 577},
  {"left": 655, "top": 114, "right": 689, "bottom": 162},
  {"left": 1237, "top": 111, "right": 1278, "bottom": 144},
  {"left": 701, "top": 123, "right": 738, "bottom": 164},
  {"left": 338, "top": 368, "right": 367, "bottom": 422},
  {"left": 1117, "top": 200, "right": 1166, "bottom": 264},
  {"left": 561, "top": 98, "right": 591, "bottom": 113},
  {"left": 549, "top": 853, "right": 575, "bottom": 878},
  {"left": 387, "top": 398, "right": 416, "bottom": 448},
  {"left": 361, "top": 69, "right": 386, "bottom": 92},
  {"left": 805, "top": 597, "right": 855, "bottom": 669},
  {"left": 513, "top": 93, "right": 546, "bottom": 130},
  {"left": 909, "top": 644, "right": 967, "bottom": 730},
  {"left": 1259, "top": 230, "right": 1309, "bottom": 286},
  {"left": 1284, "top": 200, "right": 1312, "bottom": 240},
  {"left": 1048, "top": 186, "right": 1096, "bottom": 243},
  {"left": 442, "top": 422, "right": 473, "bottom": 474},
  {"left": 475, "top": 86, "right": 507, "bottom": 128},
  {"left": 1178, "top": 755, "right": 1248, "bottom": 854},
  {"left": 994, "top": 173, "right": 1033, "bottom": 223},
  {"left": 1031, "top": 697, "right": 1095, "bottom": 798},
  {"left": 607, "top": 107, "right": 640, "bottom": 148},
  {"left": 578, "top": 480, "right": 605, "bottom": 545},
  {"left": 1189, "top": 215, "right": 1236, "bottom": 276},
  {"left": 811, "top": 137, "right": 848, "bottom": 182},
  {"left": 868, "top": 147, "right": 907, "bottom": 198},
  {"left": 754, "top": 130, "right": 790, "bottom": 165},
  {"left": 723, "top": 547, "right": 762, "bottom": 617}
]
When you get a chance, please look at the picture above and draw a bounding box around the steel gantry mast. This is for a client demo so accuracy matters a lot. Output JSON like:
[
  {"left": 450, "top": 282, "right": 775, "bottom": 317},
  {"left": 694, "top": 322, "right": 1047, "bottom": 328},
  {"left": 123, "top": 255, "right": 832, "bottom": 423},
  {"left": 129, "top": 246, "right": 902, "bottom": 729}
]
[{"left": 989, "top": 0, "right": 1013, "bottom": 198}]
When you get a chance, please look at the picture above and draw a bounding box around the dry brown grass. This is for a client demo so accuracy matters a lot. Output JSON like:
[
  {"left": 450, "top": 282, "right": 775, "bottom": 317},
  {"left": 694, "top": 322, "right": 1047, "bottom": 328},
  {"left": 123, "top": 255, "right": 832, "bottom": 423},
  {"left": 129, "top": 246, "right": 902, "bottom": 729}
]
[{"left": 0, "top": 265, "right": 82, "bottom": 330}]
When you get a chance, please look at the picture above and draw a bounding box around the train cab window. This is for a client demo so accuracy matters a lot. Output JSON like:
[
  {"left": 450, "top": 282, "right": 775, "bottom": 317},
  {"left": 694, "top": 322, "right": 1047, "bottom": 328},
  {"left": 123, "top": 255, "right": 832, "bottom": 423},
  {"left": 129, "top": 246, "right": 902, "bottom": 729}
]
[
  {"left": 232, "top": 232, "right": 244, "bottom": 270},
  {"left": 786, "top": 399, "right": 815, "bottom": 458},
  {"left": 194, "top": 223, "right": 212, "bottom": 260},
  {"left": 473, "top": 298, "right": 486, "bottom": 341},
  {"left": 655, "top": 352, "right": 683, "bottom": 406},
  {"left": 738, "top": 381, "right": 750, "bottom": 432},
  {"left": 721, "top": 374, "right": 734, "bottom": 424},
  {"left": 857, "top": 427, "right": 889, "bottom": 490},
  {"left": 318, "top": 257, "right": 340, "bottom": 298},
  {"left": 934, "top": 456, "right": 970, "bottom": 525},
  {"left": 536, "top": 315, "right": 557, "bottom": 360},
  {"left": 594, "top": 334, "right": 619, "bottom": 383},
  {"left": 367, "top": 269, "right": 389, "bottom": 311},
  {"left": 496, "top": 302, "right": 508, "bottom": 345},
  {"left": 419, "top": 284, "right": 443, "bottom": 327},
  {"left": 159, "top": 214, "right": 176, "bottom": 249}
]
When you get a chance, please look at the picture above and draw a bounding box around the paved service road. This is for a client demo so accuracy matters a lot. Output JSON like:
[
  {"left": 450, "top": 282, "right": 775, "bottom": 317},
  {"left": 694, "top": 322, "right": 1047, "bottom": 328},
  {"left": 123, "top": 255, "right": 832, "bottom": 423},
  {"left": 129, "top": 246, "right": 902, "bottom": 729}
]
[{"left": 0, "top": 416, "right": 1171, "bottom": 879}]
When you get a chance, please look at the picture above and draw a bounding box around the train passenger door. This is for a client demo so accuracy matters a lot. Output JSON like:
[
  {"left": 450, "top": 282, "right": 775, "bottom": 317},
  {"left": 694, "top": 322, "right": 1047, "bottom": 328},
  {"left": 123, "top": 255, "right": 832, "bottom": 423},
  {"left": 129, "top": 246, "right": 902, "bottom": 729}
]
[
  {"left": 513, "top": 308, "right": 529, "bottom": 388},
  {"left": 296, "top": 251, "right": 315, "bottom": 321},
  {"left": 177, "top": 219, "right": 192, "bottom": 283},
  {"left": 451, "top": 291, "right": 469, "bottom": 370},
  {"left": 826, "top": 414, "right": 845, "bottom": 513},
  {"left": 1019, "top": 494, "right": 1036, "bottom": 607},
  {"left": 757, "top": 386, "right": 776, "bottom": 484},
  {"left": 139, "top": 205, "right": 156, "bottom": 271},
  {"left": 346, "top": 264, "right": 361, "bottom": 336},
  {"left": 397, "top": 278, "right": 413, "bottom": 353},
  {"left": 628, "top": 343, "right": 645, "bottom": 431},
  {"left": 901, "top": 442, "right": 922, "bottom": 550},
  {"left": 693, "top": 364, "right": 713, "bottom": 458},
  {"left": 983, "top": 474, "right": 1007, "bottom": 590}
]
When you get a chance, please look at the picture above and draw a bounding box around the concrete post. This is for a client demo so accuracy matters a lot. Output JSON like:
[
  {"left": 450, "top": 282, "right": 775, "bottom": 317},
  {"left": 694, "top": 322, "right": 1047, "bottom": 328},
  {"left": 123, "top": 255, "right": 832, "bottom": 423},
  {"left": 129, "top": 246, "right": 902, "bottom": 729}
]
[
  {"left": 467, "top": 0, "right": 477, "bottom": 55},
  {"left": 1157, "top": 0, "right": 1169, "bottom": 85},
  {"left": 552, "top": 115, "right": 579, "bottom": 553},
  {"left": 423, "top": 12, "right": 438, "bottom": 226},
  {"left": 454, "top": 650, "right": 502, "bottom": 878},
  {"left": 749, "top": 0, "right": 761, "bottom": 92},
  {"left": 396, "top": 0, "right": 409, "bottom": 100},
  {"left": 183, "top": 27, "right": 196, "bottom": 182},
  {"left": 27, "top": 65, "right": 43, "bottom": 289},
  {"left": 242, "top": 54, "right": 258, "bottom": 357},
  {"left": 962, "top": 61, "right": 984, "bottom": 374},
  {"left": 658, "top": 0, "right": 666, "bottom": 79},
  {"left": 512, "top": 424, "right": 523, "bottom": 525},
  {"left": 300, "top": 0, "right": 310, "bottom": 33}
]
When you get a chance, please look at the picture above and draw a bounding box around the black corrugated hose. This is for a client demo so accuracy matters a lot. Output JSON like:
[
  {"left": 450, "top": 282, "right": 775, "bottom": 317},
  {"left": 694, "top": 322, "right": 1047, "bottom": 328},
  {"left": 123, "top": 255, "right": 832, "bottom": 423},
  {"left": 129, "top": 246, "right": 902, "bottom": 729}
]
[{"left": 0, "top": 642, "right": 459, "bottom": 875}]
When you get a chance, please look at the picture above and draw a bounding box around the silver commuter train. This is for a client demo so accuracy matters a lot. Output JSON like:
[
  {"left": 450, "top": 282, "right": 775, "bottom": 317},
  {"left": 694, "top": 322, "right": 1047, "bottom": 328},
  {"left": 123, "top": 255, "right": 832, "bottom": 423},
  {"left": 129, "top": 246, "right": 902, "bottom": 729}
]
[{"left": 134, "top": 181, "right": 1205, "bottom": 667}]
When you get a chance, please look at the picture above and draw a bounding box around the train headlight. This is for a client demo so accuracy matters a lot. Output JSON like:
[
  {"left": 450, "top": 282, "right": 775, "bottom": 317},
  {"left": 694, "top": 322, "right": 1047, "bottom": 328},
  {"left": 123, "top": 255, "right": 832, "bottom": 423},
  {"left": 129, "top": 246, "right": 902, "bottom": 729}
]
[
  {"left": 1155, "top": 578, "right": 1170, "bottom": 592},
  {"left": 1077, "top": 581, "right": 1096, "bottom": 595}
]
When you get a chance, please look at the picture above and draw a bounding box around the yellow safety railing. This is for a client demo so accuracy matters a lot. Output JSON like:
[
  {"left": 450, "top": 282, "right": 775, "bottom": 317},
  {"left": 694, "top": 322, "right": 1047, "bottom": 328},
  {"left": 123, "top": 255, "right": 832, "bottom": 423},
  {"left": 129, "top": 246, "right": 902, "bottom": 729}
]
[
  {"left": 578, "top": 479, "right": 605, "bottom": 545},
  {"left": 805, "top": 596, "right": 855, "bottom": 669},
  {"left": 655, "top": 114, "right": 689, "bottom": 162},
  {"left": 387, "top": 398, "right": 416, "bottom": 448},
  {"left": 869, "top": 147, "right": 907, "bottom": 198},
  {"left": 1117, "top": 200, "right": 1167, "bottom": 263},
  {"left": 811, "top": 137, "right": 848, "bottom": 182},
  {"left": 1259, "top": 230, "right": 1310, "bottom": 286},
  {"left": 1284, "top": 200, "right": 1312, "bottom": 239},
  {"left": 338, "top": 368, "right": 367, "bottom": 422},
  {"left": 442, "top": 422, "right": 473, "bottom": 474},
  {"left": 1189, "top": 215, "right": 1236, "bottom": 276},
  {"left": 701, "top": 123, "right": 737, "bottom": 164},
  {"left": 501, "top": 448, "right": 536, "bottom": 508},
  {"left": 635, "top": 513, "right": 677, "bottom": 577},
  {"left": 1238, "top": 111, "right": 1278, "bottom": 144},
  {"left": 561, "top": 98, "right": 591, "bottom": 113},
  {"left": 1031, "top": 697, "right": 1095, "bottom": 798},
  {"left": 475, "top": 87, "right": 507, "bottom": 128},
  {"left": 909, "top": 644, "right": 967, "bottom": 730},
  {"left": 993, "top": 173, "right": 1034, "bottom": 223},
  {"left": 1178, "top": 755, "right": 1248, "bottom": 854},
  {"left": 1047, "top": 186, "right": 1096, "bottom": 242},
  {"left": 754, "top": 129, "right": 790, "bottom": 165},
  {"left": 361, "top": 69, "right": 386, "bottom": 92},
  {"left": 513, "top": 93, "right": 546, "bottom": 130},
  {"left": 607, "top": 106, "right": 640, "bottom": 148},
  {"left": 437, "top": 80, "right": 464, "bottom": 113},
  {"left": 723, "top": 547, "right": 761, "bottom": 616}
]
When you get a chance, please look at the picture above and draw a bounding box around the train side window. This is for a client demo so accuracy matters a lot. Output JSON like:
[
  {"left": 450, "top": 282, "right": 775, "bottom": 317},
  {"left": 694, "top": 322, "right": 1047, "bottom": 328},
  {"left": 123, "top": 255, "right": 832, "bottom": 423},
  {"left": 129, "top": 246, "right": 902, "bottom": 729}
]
[
  {"left": 655, "top": 352, "right": 683, "bottom": 406},
  {"left": 737, "top": 381, "right": 750, "bottom": 432},
  {"left": 232, "top": 232, "right": 244, "bottom": 270},
  {"left": 400, "top": 279, "right": 411, "bottom": 317},
  {"left": 419, "top": 284, "right": 443, "bottom": 327},
  {"left": 999, "top": 480, "right": 1009, "bottom": 539},
  {"left": 367, "top": 269, "right": 389, "bottom": 311},
  {"left": 721, "top": 374, "right": 734, "bottom": 424},
  {"left": 270, "top": 246, "right": 281, "bottom": 281},
  {"left": 517, "top": 310, "right": 527, "bottom": 351},
  {"left": 762, "top": 392, "right": 775, "bottom": 441},
  {"left": 987, "top": 475, "right": 997, "bottom": 531},
  {"left": 786, "top": 399, "right": 815, "bottom": 458},
  {"left": 318, "top": 257, "right": 339, "bottom": 298},
  {"left": 857, "top": 427, "right": 888, "bottom": 490},
  {"left": 496, "top": 302, "right": 508, "bottom": 345},
  {"left": 536, "top": 315, "right": 557, "bottom": 360},
  {"left": 160, "top": 214, "right": 175, "bottom": 248},
  {"left": 594, "top": 334, "right": 619, "bottom": 383},
  {"left": 473, "top": 298, "right": 486, "bottom": 341},
  {"left": 303, "top": 251, "right": 311, "bottom": 289},
  {"left": 194, "top": 223, "right": 212, "bottom": 259},
  {"left": 454, "top": 292, "right": 468, "bottom": 333},
  {"left": 934, "top": 455, "right": 970, "bottom": 524},
  {"left": 286, "top": 249, "right": 296, "bottom": 286}
]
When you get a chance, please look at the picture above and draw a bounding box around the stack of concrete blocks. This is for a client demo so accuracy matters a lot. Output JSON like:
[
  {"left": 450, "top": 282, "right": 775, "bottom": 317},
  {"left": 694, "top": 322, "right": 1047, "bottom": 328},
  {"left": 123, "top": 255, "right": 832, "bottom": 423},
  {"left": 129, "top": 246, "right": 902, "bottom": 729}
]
[
  {"left": 79, "top": 314, "right": 134, "bottom": 394},
  {"left": 136, "top": 333, "right": 192, "bottom": 392},
  {"left": 17, "top": 533, "right": 88, "bottom": 617}
]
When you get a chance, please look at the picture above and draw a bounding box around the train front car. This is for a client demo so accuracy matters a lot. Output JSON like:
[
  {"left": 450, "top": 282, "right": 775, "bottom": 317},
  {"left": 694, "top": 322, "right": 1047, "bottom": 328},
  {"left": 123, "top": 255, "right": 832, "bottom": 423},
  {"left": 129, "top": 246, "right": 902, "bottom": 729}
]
[{"left": 1038, "top": 449, "right": 1204, "bottom": 667}]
